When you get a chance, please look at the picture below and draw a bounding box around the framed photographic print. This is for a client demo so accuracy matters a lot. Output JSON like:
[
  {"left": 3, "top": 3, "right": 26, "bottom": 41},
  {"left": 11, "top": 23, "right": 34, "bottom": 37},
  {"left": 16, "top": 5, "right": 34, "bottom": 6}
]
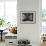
[{"left": 20, "top": 11, "right": 36, "bottom": 24}]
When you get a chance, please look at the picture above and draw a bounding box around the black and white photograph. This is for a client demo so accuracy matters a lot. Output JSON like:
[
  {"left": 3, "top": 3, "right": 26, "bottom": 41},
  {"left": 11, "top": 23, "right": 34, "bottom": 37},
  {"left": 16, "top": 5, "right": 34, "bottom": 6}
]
[{"left": 20, "top": 11, "right": 36, "bottom": 24}]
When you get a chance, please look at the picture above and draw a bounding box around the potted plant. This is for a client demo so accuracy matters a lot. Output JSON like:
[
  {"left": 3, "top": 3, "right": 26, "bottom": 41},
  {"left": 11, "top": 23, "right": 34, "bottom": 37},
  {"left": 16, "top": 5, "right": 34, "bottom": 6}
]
[{"left": 0, "top": 18, "right": 5, "bottom": 27}]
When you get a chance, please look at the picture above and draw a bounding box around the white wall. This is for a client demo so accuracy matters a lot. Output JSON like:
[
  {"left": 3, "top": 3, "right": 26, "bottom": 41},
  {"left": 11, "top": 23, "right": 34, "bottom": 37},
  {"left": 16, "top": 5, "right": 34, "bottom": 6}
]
[{"left": 17, "top": 0, "right": 42, "bottom": 46}]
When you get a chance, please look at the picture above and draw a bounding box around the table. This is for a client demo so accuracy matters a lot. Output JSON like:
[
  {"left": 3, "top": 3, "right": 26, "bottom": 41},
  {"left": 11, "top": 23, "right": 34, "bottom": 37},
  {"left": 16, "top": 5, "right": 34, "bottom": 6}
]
[
  {"left": 0, "top": 30, "right": 3, "bottom": 42},
  {"left": 5, "top": 32, "right": 17, "bottom": 46}
]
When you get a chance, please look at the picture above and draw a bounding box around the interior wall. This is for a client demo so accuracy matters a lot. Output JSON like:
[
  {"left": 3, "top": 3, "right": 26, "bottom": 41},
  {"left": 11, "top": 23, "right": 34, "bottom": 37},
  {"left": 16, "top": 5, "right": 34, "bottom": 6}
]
[{"left": 17, "top": 0, "right": 42, "bottom": 45}]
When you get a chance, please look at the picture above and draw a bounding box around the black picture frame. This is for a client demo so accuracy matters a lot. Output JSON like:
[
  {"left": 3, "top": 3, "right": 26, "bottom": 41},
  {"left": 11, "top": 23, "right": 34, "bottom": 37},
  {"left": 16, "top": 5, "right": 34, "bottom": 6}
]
[{"left": 20, "top": 11, "right": 36, "bottom": 24}]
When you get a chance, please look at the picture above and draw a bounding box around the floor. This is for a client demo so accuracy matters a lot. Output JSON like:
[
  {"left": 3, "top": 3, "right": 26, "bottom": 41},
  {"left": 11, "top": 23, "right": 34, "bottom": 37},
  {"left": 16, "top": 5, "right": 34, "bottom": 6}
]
[
  {"left": 0, "top": 41, "right": 5, "bottom": 46},
  {"left": 0, "top": 41, "right": 46, "bottom": 46}
]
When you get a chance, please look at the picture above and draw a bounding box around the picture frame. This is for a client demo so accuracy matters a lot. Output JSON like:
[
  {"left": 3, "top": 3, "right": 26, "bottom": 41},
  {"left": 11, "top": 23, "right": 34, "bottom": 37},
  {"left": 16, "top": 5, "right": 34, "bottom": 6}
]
[{"left": 20, "top": 11, "right": 36, "bottom": 24}]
